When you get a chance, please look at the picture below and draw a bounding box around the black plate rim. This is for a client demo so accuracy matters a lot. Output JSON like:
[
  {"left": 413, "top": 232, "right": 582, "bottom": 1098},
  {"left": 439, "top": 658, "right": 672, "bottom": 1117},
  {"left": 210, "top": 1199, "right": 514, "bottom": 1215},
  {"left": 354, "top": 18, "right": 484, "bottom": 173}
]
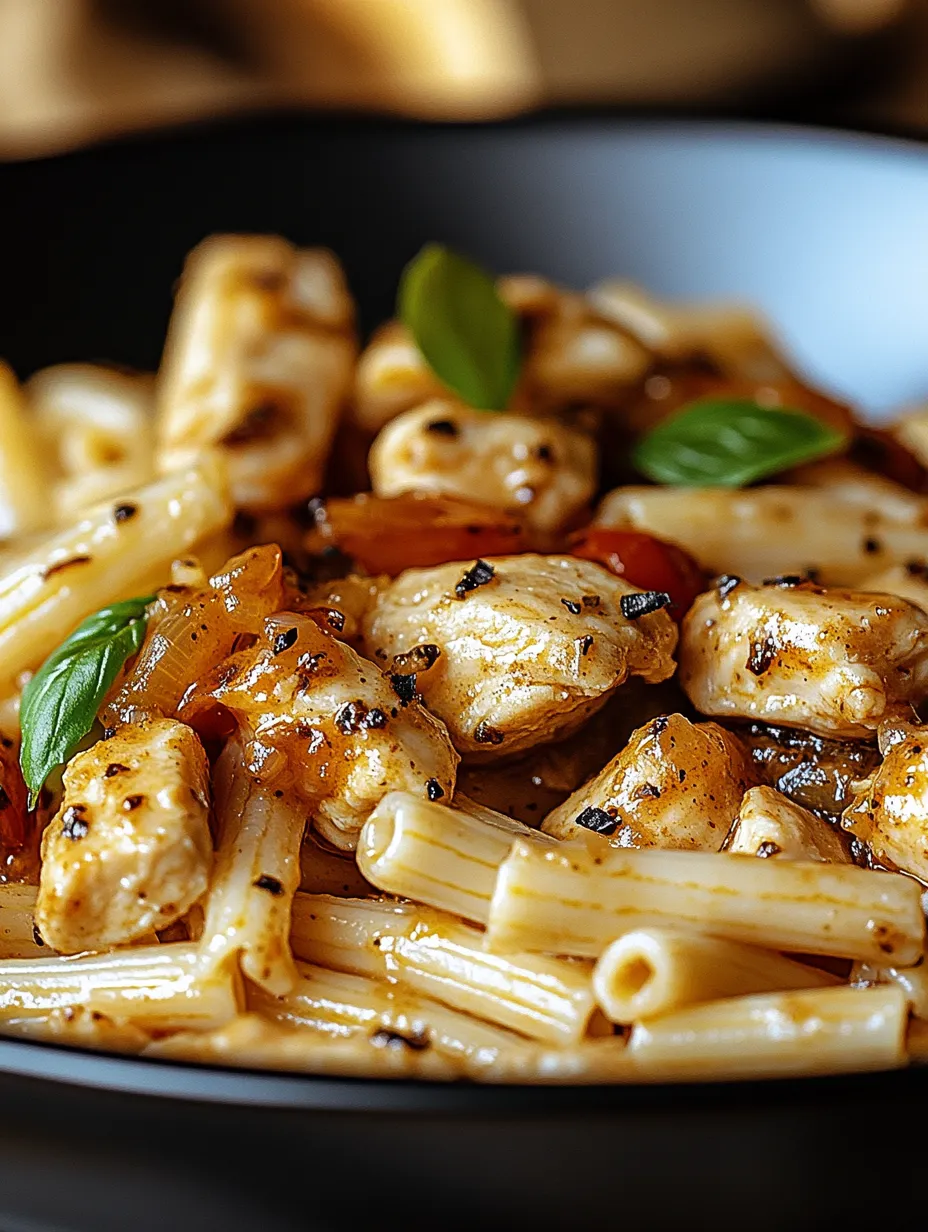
[{"left": 3, "top": 113, "right": 928, "bottom": 1110}]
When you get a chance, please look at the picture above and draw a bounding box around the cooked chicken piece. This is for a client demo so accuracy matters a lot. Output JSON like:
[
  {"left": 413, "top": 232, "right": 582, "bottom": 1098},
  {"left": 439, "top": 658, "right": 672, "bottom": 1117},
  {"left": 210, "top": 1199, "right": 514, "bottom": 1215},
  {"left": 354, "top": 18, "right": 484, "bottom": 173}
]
[
  {"left": 455, "top": 678, "right": 691, "bottom": 824},
  {"left": 27, "top": 363, "right": 155, "bottom": 520},
  {"left": 680, "top": 579, "right": 928, "bottom": 739},
  {"left": 844, "top": 724, "right": 928, "bottom": 882},
  {"left": 542, "top": 714, "right": 753, "bottom": 849},
  {"left": 179, "top": 613, "right": 458, "bottom": 850},
  {"left": 156, "top": 235, "right": 356, "bottom": 510},
  {"left": 363, "top": 554, "right": 677, "bottom": 760},
  {"left": 36, "top": 720, "right": 212, "bottom": 953},
  {"left": 594, "top": 485, "right": 928, "bottom": 586},
  {"left": 368, "top": 401, "right": 596, "bottom": 539},
  {"left": 729, "top": 721, "right": 880, "bottom": 823},
  {"left": 727, "top": 786, "right": 850, "bottom": 863}
]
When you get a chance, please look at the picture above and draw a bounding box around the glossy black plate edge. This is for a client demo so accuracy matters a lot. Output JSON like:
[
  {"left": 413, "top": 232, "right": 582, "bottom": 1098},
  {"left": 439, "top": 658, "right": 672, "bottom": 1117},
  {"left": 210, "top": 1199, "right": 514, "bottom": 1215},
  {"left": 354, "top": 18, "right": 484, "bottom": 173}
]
[{"left": 1, "top": 1031, "right": 926, "bottom": 1111}]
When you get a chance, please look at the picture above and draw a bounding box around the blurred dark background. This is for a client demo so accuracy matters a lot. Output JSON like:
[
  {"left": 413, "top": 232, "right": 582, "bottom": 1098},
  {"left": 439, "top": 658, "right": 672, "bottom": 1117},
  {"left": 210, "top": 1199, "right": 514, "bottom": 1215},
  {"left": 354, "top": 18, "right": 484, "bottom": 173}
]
[{"left": 1, "top": 0, "right": 927, "bottom": 161}]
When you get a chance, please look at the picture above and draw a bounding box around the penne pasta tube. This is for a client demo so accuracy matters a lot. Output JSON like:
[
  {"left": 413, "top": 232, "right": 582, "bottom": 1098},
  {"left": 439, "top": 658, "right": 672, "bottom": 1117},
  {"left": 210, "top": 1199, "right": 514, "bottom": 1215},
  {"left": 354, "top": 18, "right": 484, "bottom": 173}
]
[
  {"left": 487, "top": 838, "right": 925, "bottom": 964},
  {"left": 250, "top": 960, "right": 526, "bottom": 1068},
  {"left": 853, "top": 959, "right": 928, "bottom": 1018},
  {"left": 357, "top": 791, "right": 552, "bottom": 925},
  {"left": 594, "top": 485, "right": 928, "bottom": 586},
  {"left": 145, "top": 1013, "right": 458, "bottom": 1079},
  {"left": 0, "top": 943, "right": 240, "bottom": 1030},
  {"left": 592, "top": 928, "right": 836, "bottom": 1024},
  {"left": 0, "top": 362, "right": 49, "bottom": 538},
  {"left": 290, "top": 893, "right": 598, "bottom": 1044},
  {"left": 0, "top": 456, "right": 232, "bottom": 691},
  {"left": 0, "top": 884, "right": 45, "bottom": 958},
  {"left": 201, "top": 741, "right": 307, "bottom": 996},
  {"left": 626, "top": 984, "right": 908, "bottom": 1081},
  {"left": 0, "top": 1006, "right": 151, "bottom": 1052}
]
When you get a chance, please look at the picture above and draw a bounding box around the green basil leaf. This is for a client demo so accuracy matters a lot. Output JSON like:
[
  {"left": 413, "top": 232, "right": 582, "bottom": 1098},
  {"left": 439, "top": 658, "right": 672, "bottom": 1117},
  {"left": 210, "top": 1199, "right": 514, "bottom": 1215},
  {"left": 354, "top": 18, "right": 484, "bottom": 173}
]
[
  {"left": 398, "top": 243, "right": 521, "bottom": 411},
  {"left": 19, "top": 595, "right": 155, "bottom": 806},
  {"left": 632, "top": 398, "right": 847, "bottom": 487}
]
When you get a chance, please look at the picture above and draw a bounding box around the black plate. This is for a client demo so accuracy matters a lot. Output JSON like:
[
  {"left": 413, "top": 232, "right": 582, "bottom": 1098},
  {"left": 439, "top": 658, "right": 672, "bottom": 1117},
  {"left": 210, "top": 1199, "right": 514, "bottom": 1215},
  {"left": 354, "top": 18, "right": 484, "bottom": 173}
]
[{"left": 1, "top": 115, "right": 927, "bottom": 1231}]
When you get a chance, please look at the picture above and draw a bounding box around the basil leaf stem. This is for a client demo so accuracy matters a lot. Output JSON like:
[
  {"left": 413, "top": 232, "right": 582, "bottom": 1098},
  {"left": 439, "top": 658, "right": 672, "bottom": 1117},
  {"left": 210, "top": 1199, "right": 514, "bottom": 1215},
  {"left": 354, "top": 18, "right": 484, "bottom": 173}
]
[
  {"left": 398, "top": 244, "right": 521, "bottom": 411},
  {"left": 632, "top": 398, "right": 847, "bottom": 488},
  {"left": 19, "top": 595, "right": 155, "bottom": 806}
]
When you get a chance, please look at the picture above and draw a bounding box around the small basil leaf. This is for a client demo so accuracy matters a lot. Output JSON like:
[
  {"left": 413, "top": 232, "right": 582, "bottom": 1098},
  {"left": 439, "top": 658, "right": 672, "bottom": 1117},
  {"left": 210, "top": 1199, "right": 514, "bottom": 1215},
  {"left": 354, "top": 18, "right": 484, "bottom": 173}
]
[
  {"left": 632, "top": 398, "right": 847, "bottom": 488},
  {"left": 19, "top": 595, "right": 154, "bottom": 806},
  {"left": 398, "top": 243, "right": 521, "bottom": 411}
]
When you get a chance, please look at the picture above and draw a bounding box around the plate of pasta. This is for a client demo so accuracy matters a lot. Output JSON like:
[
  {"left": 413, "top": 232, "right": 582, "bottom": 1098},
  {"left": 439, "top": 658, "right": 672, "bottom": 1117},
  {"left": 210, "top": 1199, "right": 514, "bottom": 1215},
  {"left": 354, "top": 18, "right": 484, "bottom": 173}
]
[{"left": 1, "top": 115, "right": 928, "bottom": 1117}]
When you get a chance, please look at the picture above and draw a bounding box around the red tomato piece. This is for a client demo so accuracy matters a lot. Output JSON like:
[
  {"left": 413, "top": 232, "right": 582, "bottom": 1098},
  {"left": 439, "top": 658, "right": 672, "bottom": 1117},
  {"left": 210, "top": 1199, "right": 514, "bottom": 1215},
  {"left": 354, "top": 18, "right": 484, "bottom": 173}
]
[{"left": 569, "top": 528, "right": 706, "bottom": 620}]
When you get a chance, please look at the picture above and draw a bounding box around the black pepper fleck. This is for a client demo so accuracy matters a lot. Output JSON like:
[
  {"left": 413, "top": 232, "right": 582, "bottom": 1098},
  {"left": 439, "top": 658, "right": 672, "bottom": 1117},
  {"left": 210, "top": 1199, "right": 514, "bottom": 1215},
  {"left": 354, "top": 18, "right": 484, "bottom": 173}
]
[
  {"left": 454, "top": 559, "right": 495, "bottom": 600},
  {"left": 123, "top": 795, "right": 145, "bottom": 811},
  {"left": 578, "top": 635, "right": 594, "bottom": 656},
  {"left": 746, "top": 636, "right": 778, "bottom": 677},
  {"left": 273, "top": 627, "right": 299, "bottom": 654},
  {"left": 253, "top": 874, "right": 284, "bottom": 895},
  {"left": 61, "top": 805, "right": 89, "bottom": 840},
  {"left": 113, "top": 502, "right": 138, "bottom": 523},
  {"left": 390, "top": 674, "right": 418, "bottom": 706},
  {"left": 575, "top": 806, "right": 618, "bottom": 836},
  {"left": 32, "top": 923, "right": 45, "bottom": 947},
  {"left": 762, "top": 575, "right": 804, "bottom": 588},
  {"left": 561, "top": 599, "right": 581, "bottom": 614},
  {"left": 620, "top": 591, "right": 671, "bottom": 620},
  {"left": 473, "top": 721, "right": 504, "bottom": 745},
  {"left": 426, "top": 778, "right": 445, "bottom": 801},
  {"left": 716, "top": 574, "right": 741, "bottom": 599},
  {"left": 634, "top": 784, "right": 661, "bottom": 800},
  {"left": 863, "top": 536, "right": 882, "bottom": 555},
  {"left": 757, "top": 841, "right": 781, "bottom": 858},
  {"left": 425, "top": 419, "right": 459, "bottom": 436},
  {"left": 581, "top": 594, "right": 600, "bottom": 607},
  {"left": 104, "top": 763, "right": 129, "bottom": 777}
]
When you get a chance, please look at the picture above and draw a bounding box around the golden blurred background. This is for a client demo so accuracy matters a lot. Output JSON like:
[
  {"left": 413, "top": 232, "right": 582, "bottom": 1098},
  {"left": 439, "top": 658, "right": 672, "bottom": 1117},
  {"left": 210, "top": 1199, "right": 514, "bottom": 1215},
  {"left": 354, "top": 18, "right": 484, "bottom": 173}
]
[{"left": 1, "top": 0, "right": 927, "bottom": 158}]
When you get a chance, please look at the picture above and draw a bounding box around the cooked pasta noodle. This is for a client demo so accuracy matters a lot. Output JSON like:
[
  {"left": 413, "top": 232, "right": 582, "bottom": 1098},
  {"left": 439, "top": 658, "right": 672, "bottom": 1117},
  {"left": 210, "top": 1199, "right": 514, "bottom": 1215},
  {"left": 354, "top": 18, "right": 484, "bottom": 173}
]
[{"left": 0, "top": 235, "right": 925, "bottom": 1086}]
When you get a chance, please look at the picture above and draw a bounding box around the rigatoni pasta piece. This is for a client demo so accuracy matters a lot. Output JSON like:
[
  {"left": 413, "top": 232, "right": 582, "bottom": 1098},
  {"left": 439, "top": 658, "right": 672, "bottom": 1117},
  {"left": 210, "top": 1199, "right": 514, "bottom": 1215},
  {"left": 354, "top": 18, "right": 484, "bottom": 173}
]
[
  {"left": 726, "top": 786, "right": 850, "bottom": 863},
  {"left": 0, "top": 361, "right": 49, "bottom": 538},
  {"left": 290, "top": 893, "right": 597, "bottom": 1045},
  {"left": 0, "top": 1007, "right": 151, "bottom": 1052},
  {"left": 0, "top": 943, "right": 240, "bottom": 1030},
  {"left": 27, "top": 363, "right": 155, "bottom": 520},
  {"left": 593, "top": 927, "right": 835, "bottom": 1024},
  {"left": 250, "top": 961, "right": 527, "bottom": 1067},
  {"left": 144, "top": 1012, "right": 458, "bottom": 1079},
  {"left": 594, "top": 485, "right": 928, "bottom": 586},
  {"left": 200, "top": 741, "right": 306, "bottom": 995},
  {"left": 487, "top": 837, "right": 925, "bottom": 963},
  {"left": 156, "top": 235, "right": 356, "bottom": 510},
  {"left": 357, "top": 791, "right": 552, "bottom": 925},
  {"left": 0, "top": 457, "right": 232, "bottom": 692},
  {"left": 626, "top": 984, "right": 907, "bottom": 1081}
]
